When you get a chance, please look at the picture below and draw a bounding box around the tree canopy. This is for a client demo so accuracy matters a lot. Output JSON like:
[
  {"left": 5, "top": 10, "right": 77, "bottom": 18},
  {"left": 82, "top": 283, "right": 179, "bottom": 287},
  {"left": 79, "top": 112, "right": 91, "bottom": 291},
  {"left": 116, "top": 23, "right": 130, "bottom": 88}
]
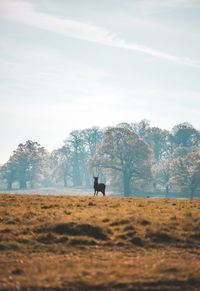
[
  {"left": 0, "top": 140, "right": 48, "bottom": 189},
  {"left": 0, "top": 121, "right": 199, "bottom": 197},
  {"left": 89, "top": 128, "right": 153, "bottom": 196}
]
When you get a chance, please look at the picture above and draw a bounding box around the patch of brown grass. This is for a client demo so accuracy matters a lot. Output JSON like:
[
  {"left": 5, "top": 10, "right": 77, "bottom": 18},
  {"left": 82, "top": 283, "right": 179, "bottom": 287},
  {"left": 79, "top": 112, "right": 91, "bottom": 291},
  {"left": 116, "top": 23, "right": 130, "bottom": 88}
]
[{"left": 0, "top": 194, "right": 200, "bottom": 290}]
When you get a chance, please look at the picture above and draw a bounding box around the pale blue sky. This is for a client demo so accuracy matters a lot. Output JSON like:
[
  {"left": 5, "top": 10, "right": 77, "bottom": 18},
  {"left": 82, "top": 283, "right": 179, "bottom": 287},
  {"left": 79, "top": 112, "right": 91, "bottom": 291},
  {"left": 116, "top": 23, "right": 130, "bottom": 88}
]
[{"left": 0, "top": 0, "right": 200, "bottom": 164}]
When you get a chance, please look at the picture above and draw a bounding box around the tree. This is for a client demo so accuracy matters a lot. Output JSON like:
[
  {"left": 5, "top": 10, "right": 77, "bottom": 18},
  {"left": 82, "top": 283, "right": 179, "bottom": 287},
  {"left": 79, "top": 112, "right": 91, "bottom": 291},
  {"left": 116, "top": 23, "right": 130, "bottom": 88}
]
[
  {"left": 0, "top": 160, "right": 17, "bottom": 190},
  {"left": 116, "top": 122, "right": 133, "bottom": 131},
  {"left": 39, "top": 155, "right": 54, "bottom": 188},
  {"left": 117, "top": 119, "right": 150, "bottom": 138},
  {"left": 63, "top": 127, "right": 104, "bottom": 187},
  {"left": 82, "top": 127, "right": 103, "bottom": 157},
  {"left": 172, "top": 122, "right": 194, "bottom": 134},
  {"left": 170, "top": 151, "right": 200, "bottom": 198},
  {"left": 172, "top": 123, "right": 200, "bottom": 148},
  {"left": 51, "top": 146, "right": 72, "bottom": 187},
  {"left": 153, "top": 161, "right": 171, "bottom": 193},
  {"left": 89, "top": 128, "right": 153, "bottom": 196},
  {"left": 64, "top": 131, "right": 85, "bottom": 186},
  {"left": 131, "top": 119, "right": 150, "bottom": 138},
  {"left": 81, "top": 127, "right": 104, "bottom": 186},
  {"left": 7, "top": 140, "right": 47, "bottom": 189},
  {"left": 172, "top": 146, "right": 199, "bottom": 159},
  {"left": 144, "top": 127, "right": 172, "bottom": 161}
]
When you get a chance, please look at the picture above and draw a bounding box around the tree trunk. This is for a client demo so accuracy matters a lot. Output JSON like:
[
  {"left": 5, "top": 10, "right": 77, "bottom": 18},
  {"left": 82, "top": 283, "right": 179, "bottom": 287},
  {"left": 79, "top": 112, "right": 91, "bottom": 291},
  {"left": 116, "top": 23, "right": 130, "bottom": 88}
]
[
  {"left": 20, "top": 179, "right": 27, "bottom": 189},
  {"left": 190, "top": 188, "right": 194, "bottom": 199},
  {"left": 7, "top": 180, "right": 12, "bottom": 190},
  {"left": 153, "top": 182, "right": 157, "bottom": 192},
  {"left": 30, "top": 170, "right": 36, "bottom": 189},
  {"left": 123, "top": 171, "right": 130, "bottom": 197},
  {"left": 72, "top": 154, "right": 82, "bottom": 186},
  {"left": 84, "top": 168, "right": 90, "bottom": 187},
  {"left": 64, "top": 174, "right": 67, "bottom": 187},
  {"left": 30, "top": 179, "right": 34, "bottom": 189}
]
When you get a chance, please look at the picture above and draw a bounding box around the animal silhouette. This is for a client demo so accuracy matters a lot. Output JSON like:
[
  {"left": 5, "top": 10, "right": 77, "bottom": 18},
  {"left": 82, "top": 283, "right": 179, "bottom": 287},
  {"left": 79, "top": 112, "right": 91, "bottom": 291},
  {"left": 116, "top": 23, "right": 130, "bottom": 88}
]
[{"left": 93, "top": 177, "right": 106, "bottom": 196}]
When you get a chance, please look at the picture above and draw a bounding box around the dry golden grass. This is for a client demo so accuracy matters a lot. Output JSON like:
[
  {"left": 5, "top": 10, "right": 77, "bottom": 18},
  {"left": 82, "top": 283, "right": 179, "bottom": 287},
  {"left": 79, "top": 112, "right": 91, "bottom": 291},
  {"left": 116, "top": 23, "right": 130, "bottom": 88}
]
[{"left": 0, "top": 194, "right": 200, "bottom": 290}]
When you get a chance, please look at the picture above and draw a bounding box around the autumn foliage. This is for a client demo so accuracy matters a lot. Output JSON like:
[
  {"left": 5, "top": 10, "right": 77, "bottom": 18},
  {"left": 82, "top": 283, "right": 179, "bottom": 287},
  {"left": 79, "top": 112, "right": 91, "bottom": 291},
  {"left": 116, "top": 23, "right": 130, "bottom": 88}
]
[{"left": 0, "top": 121, "right": 200, "bottom": 197}]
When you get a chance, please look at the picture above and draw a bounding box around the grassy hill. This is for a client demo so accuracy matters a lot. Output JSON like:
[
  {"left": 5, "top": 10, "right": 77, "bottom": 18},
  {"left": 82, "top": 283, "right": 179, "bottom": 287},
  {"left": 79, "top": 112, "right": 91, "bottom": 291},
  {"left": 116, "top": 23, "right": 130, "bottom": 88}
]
[{"left": 0, "top": 194, "right": 200, "bottom": 290}]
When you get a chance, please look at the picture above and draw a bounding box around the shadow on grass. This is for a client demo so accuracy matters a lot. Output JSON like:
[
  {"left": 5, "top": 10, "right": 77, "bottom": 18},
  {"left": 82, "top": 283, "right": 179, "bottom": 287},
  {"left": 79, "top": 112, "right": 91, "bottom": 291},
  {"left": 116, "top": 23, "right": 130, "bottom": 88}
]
[
  {"left": 37, "top": 222, "right": 110, "bottom": 241},
  {"left": 62, "top": 277, "right": 200, "bottom": 291},
  {"left": 146, "top": 231, "right": 173, "bottom": 243}
]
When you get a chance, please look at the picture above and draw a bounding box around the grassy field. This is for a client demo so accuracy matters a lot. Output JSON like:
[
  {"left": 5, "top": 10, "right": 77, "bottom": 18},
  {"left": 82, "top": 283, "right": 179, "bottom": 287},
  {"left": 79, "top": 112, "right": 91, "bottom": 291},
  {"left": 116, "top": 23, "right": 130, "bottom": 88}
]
[{"left": 0, "top": 194, "right": 200, "bottom": 290}]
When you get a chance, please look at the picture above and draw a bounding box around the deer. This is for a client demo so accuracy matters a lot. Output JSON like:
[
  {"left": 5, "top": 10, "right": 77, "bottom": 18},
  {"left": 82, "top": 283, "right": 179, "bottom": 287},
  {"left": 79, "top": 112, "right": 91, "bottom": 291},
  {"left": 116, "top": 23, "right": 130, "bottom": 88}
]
[{"left": 93, "top": 176, "right": 106, "bottom": 196}]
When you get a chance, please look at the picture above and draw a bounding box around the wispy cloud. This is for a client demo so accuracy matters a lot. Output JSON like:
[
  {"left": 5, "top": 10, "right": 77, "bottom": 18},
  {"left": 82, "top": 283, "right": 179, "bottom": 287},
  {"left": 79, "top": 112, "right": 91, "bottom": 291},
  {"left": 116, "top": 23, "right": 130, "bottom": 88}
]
[
  {"left": 130, "top": 0, "right": 200, "bottom": 15},
  {"left": 1, "top": 0, "right": 199, "bottom": 67}
]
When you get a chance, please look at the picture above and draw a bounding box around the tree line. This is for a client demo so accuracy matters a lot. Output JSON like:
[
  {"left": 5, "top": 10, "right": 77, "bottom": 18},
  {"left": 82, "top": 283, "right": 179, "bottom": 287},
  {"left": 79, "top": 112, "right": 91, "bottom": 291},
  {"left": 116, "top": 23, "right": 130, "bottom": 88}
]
[{"left": 0, "top": 120, "right": 200, "bottom": 197}]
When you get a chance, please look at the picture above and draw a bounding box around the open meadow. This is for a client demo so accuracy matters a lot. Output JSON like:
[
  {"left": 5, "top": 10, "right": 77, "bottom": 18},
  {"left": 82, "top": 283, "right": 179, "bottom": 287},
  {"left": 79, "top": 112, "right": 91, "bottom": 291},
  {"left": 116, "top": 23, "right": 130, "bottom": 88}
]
[{"left": 0, "top": 193, "right": 200, "bottom": 290}]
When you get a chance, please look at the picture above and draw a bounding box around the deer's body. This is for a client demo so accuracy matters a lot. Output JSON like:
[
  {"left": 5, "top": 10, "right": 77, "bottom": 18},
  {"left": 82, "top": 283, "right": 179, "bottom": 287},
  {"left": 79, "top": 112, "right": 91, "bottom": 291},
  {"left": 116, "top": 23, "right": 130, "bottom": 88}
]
[{"left": 94, "top": 177, "right": 106, "bottom": 196}]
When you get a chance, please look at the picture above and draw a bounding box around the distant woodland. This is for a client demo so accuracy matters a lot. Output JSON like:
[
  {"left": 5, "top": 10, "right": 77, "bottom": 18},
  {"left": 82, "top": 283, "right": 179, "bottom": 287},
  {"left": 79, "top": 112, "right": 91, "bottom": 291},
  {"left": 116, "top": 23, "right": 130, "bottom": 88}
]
[{"left": 0, "top": 120, "right": 200, "bottom": 197}]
